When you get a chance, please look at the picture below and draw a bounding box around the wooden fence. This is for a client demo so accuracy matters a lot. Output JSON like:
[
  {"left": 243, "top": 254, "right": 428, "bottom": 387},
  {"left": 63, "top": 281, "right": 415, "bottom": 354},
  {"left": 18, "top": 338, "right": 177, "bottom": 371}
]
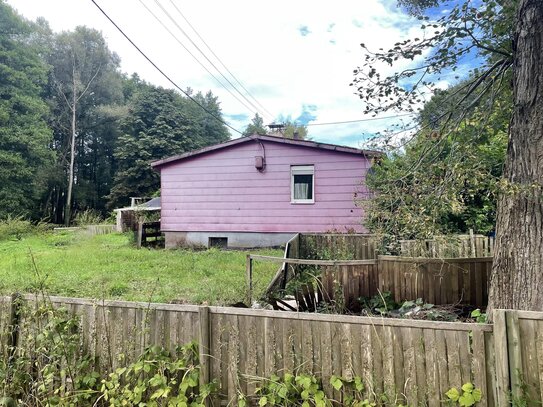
[
  {"left": 299, "top": 233, "right": 378, "bottom": 260},
  {"left": 296, "top": 232, "right": 494, "bottom": 260},
  {"left": 136, "top": 221, "right": 164, "bottom": 248},
  {"left": 86, "top": 224, "right": 116, "bottom": 235},
  {"left": 399, "top": 232, "right": 494, "bottom": 258},
  {"left": 53, "top": 224, "right": 116, "bottom": 236},
  {"left": 2, "top": 295, "right": 542, "bottom": 406},
  {"left": 0, "top": 294, "right": 504, "bottom": 407},
  {"left": 378, "top": 256, "right": 491, "bottom": 307},
  {"left": 260, "top": 254, "right": 491, "bottom": 311}
]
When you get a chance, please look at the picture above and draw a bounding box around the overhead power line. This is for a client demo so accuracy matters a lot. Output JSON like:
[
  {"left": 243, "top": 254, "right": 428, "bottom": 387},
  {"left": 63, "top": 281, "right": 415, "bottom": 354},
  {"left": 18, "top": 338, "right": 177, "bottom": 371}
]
[
  {"left": 137, "top": 0, "right": 261, "bottom": 118},
  {"left": 166, "top": 0, "right": 275, "bottom": 120},
  {"left": 303, "top": 113, "right": 416, "bottom": 127},
  {"left": 90, "top": 0, "right": 242, "bottom": 135},
  {"left": 151, "top": 0, "right": 273, "bottom": 121}
]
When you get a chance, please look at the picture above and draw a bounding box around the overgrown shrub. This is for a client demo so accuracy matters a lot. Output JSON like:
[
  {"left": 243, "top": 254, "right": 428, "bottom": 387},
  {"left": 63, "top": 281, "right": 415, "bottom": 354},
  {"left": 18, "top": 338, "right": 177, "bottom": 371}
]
[
  {"left": 0, "top": 216, "right": 34, "bottom": 241},
  {"left": 73, "top": 209, "right": 103, "bottom": 226},
  {"left": 0, "top": 296, "right": 215, "bottom": 406}
]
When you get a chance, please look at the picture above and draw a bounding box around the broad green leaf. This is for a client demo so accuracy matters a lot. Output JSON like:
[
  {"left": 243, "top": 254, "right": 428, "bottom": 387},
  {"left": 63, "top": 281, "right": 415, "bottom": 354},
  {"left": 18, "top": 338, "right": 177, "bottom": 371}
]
[
  {"left": 330, "top": 375, "right": 343, "bottom": 390},
  {"left": 459, "top": 393, "right": 476, "bottom": 407},
  {"left": 445, "top": 387, "right": 460, "bottom": 401},
  {"left": 462, "top": 383, "right": 474, "bottom": 393},
  {"left": 472, "top": 388, "right": 482, "bottom": 402}
]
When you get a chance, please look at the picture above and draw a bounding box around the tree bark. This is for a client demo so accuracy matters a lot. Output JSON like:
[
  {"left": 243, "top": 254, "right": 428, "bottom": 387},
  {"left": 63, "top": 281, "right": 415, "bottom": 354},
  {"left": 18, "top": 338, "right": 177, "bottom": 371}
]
[{"left": 488, "top": 0, "right": 543, "bottom": 313}]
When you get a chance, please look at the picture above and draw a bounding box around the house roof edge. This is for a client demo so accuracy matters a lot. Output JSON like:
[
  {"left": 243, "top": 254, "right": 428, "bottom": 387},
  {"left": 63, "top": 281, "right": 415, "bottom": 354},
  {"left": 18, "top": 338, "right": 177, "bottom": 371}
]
[{"left": 151, "top": 134, "right": 383, "bottom": 169}]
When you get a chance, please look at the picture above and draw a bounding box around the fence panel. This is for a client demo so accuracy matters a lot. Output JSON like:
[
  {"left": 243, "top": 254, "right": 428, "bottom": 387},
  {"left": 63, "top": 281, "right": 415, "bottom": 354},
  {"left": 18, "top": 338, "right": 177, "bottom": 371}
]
[
  {"left": 15, "top": 295, "right": 200, "bottom": 372},
  {"left": 399, "top": 234, "right": 494, "bottom": 258},
  {"left": 207, "top": 308, "right": 495, "bottom": 407},
  {"left": 0, "top": 296, "right": 12, "bottom": 359},
  {"left": 299, "top": 234, "right": 378, "bottom": 260},
  {"left": 378, "top": 256, "right": 491, "bottom": 306},
  {"left": 14, "top": 295, "right": 543, "bottom": 406},
  {"left": 506, "top": 310, "right": 543, "bottom": 405},
  {"left": 320, "top": 263, "right": 379, "bottom": 308},
  {"left": 265, "top": 234, "right": 300, "bottom": 304}
]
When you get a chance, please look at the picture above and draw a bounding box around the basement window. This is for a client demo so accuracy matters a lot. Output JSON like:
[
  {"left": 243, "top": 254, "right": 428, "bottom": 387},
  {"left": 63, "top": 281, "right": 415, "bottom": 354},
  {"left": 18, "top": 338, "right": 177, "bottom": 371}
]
[
  {"left": 291, "top": 165, "right": 314, "bottom": 204},
  {"left": 209, "top": 237, "right": 228, "bottom": 249}
]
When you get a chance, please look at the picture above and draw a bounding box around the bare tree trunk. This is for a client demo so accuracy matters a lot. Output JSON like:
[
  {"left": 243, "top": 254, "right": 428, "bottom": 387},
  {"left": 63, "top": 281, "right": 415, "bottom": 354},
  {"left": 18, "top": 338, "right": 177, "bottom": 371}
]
[
  {"left": 64, "top": 68, "right": 77, "bottom": 226},
  {"left": 488, "top": 0, "right": 543, "bottom": 314}
]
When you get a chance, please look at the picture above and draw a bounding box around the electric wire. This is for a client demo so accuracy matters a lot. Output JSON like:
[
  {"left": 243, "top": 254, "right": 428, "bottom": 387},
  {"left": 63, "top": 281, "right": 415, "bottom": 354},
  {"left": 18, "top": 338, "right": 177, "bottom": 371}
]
[
  {"left": 90, "top": 0, "right": 243, "bottom": 135},
  {"left": 298, "top": 113, "right": 417, "bottom": 127},
  {"left": 152, "top": 0, "right": 273, "bottom": 121},
  {"left": 137, "top": 0, "right": 262, "bottom": 118},
  {"left": 166, "top": 0, "right": 275, "bottom": 120}
]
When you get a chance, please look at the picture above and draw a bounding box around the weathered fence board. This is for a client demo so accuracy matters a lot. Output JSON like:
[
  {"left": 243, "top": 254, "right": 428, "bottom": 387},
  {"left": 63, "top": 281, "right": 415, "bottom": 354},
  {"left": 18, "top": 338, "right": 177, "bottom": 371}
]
[
  {"left": 378, "top": 256, "right": 491, "bottom": 306},
  {"left": 506, "top": 310, "right": 543, "bottom": 405},
  {"left": 299, "top": 233, "right": 378, "bottom": 260},
  {"left": 399, "top": 233, "right": 494, "bottom": 258},
  {"left": 207, "top": 306, "right": 495, "bottom": 406}
]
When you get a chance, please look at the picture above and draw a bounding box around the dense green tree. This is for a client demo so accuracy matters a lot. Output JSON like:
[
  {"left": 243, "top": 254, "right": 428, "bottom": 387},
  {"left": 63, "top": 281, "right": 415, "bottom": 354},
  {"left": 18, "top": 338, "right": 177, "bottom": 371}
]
[
  {"left": 46, "top": 26, "right": 123, "bottom": 224},
  {"left": 355, "top": 0, "right": 543, "bottom": 312},
  {"left": 107, "top": 80, "right": 229, "bottom": 209},
  {"left": 0, "top": 3, "right": 54, "bottom": 219},
  {"left": 281, "top": 120, "right": 308, "bottom": 140},
  {"left": 364, "top": 85, "right": 509, "bottom": 239},
  {"left": 242, "top": 113, "right": 267, "bottom": 136}
]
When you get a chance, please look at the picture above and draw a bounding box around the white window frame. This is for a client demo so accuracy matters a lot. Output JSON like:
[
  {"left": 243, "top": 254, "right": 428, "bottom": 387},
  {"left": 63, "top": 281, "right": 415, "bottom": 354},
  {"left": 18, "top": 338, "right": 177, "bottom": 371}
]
[{"left": 291, "top": 165, "right": 315, "bottom": 204}]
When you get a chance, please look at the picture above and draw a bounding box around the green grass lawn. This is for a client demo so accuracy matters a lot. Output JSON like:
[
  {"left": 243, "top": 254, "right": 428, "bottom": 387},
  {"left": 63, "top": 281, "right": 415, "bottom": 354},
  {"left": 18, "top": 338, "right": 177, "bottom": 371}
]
[{"left": 0, "top": 231, "right": 282, "bottom": 305}]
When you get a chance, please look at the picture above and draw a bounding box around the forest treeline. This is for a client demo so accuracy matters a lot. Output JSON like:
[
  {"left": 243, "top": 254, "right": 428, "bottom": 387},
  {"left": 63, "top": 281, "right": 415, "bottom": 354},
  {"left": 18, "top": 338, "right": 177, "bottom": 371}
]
[{"left": 0, "top": 2, "right": 230, "bottom": 224}]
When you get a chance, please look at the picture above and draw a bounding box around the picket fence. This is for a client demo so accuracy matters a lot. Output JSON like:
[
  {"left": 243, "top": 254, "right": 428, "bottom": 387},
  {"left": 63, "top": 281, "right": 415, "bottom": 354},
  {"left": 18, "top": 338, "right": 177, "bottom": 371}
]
[{"left": 0, "top": 294, "right": 541, "bottom": 406}]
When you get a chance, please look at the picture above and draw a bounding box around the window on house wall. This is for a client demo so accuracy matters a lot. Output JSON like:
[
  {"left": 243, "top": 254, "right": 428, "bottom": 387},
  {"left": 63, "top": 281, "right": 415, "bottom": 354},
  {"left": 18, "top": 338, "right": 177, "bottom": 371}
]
[{"left": 291, "top": 165, "right": 314, "bottom": 204}]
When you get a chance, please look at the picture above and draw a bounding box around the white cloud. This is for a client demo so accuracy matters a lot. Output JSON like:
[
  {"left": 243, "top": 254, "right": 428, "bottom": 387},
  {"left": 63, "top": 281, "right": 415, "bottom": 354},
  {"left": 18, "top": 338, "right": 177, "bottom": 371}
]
[{"left": 8, "top": 0, "right": 432, "bottom": 147}]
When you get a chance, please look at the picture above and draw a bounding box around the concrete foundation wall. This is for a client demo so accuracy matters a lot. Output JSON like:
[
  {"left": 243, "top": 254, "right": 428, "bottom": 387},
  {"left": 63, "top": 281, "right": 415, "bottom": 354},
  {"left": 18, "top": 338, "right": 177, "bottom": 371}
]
[{"left": 165, "top": 231, "right": 295, "bottom": 249}]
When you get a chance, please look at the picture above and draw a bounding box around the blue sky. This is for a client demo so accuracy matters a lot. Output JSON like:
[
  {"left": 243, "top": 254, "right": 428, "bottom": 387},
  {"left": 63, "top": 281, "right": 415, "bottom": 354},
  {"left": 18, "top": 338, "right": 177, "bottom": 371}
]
[{"left": 8, "top": 0, "right": 482, "bottom": 148}]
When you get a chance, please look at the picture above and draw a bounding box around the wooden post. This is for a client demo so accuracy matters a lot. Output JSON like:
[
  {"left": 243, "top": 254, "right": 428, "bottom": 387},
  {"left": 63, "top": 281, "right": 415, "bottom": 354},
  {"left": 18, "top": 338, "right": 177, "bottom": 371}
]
[
  {"left": 7, "top": 293, "right": 22, "bottom": 371},
  {"left": 136, "top": 221, "right": 143, "bottom": 249},
  {"left": 493, "top": 309, "right": 510, "bottom": 407},
  {"left": 469, "top": 229, "right": 476, "bottom": 257},
  {"left": 198, "top": 306, "right": 211, "bottom": 406},
  {"left": 506, "top": 310, "right": 523, "bottom": 403},
  {"left": 246, "top": 254, "right": 253, "bottom": 305}
]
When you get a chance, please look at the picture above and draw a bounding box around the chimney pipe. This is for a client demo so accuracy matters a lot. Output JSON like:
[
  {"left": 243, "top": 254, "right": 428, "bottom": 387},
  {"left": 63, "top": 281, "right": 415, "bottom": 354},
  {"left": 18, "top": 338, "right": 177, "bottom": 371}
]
[{"left": 293, "top": 131, "right": 299, "bottom": 140}]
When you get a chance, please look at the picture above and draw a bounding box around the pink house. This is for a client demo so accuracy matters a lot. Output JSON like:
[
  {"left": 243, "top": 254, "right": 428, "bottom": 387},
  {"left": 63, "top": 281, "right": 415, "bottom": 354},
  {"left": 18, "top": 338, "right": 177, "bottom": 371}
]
[{"left": 151, "top": 134, "right": 381, "bottom": 248}]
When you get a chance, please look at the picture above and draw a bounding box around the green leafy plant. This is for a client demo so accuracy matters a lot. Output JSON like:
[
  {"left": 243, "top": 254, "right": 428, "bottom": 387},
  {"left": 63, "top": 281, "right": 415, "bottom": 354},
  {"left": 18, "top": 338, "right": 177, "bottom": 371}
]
[
  {"left": 358, "top": 291, "right": 397, "bottom": 315},
  {"left": 255, "top": 373, "right": 331, "bottom": 407},
  {"left": 446, "top": 383, "right": 482, "bottom": 406},
  {"left": 0, "top": 299, "right": 101, "bottom": 405},
  {"left": 0, "top": 216, "right": 34, "bottom": 241},
  {"left": 470, "top": 309, "right": 487, "bottom": 324},
  {"left": 101, "top": 342, "right": 216, "bottom": 407},
  {"left": 73, "top": 209, "right": 104, "bottom": 226},
  {"left": 330, "top": 375, "right": 377, "bottom": 407}
]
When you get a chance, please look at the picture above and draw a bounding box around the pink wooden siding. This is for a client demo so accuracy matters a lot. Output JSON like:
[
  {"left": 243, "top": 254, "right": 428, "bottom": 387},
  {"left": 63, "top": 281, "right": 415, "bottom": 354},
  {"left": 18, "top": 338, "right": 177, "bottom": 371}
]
[{"left": 159, "top": 140, "right": 372, "bottom": 233}]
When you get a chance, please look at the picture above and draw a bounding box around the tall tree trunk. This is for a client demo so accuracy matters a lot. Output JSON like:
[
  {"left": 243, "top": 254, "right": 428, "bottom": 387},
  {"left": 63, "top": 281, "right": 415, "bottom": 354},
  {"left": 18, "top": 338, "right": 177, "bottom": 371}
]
[
  {"left": 64, "top": 69, "right": 77, "bottom": 226},
  {"left": 488, "top": 0, "right": 543, "bottom": 313}
]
